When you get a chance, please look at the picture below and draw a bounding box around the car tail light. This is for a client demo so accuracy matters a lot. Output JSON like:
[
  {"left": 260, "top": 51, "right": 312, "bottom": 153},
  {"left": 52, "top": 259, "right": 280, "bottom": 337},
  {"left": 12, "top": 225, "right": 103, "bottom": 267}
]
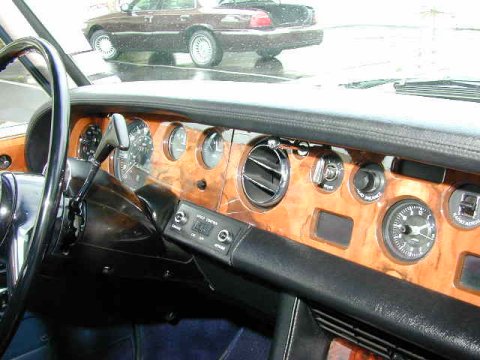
[{"left": 249, "top": 11, "right": 272, "bottom": 28}]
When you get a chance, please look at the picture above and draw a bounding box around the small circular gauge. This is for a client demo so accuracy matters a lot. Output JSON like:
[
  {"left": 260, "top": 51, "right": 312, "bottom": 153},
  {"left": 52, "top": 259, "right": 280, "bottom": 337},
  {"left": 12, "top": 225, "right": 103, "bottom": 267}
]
[
  {"left": 382, "top": 200, "right": 436, "bottom": 262},
  {"left": 114, "top": 119, "right": 153, "bottom": 190},
  {"left": 167, "top": 126, "right": 187, "bottom": 160},
  {"left": 201, "top": 131, "right": 224, "bottom": 169},
  {"left": 78, "top": 124, "right": 102, "bottom": 160}
]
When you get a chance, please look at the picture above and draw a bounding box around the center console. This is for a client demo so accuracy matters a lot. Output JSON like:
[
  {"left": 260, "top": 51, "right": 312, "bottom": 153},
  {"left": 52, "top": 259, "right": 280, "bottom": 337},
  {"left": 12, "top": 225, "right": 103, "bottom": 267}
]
[{"left": 164, "top": 201, "right": 250, "bottom": 264}]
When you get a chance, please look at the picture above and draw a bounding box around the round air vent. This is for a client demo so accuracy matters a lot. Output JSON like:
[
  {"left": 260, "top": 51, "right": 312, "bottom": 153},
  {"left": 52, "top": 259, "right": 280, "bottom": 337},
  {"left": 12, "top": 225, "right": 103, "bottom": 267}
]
[{"left": 241, "top": 139, "right": 290, "bottom": 208}]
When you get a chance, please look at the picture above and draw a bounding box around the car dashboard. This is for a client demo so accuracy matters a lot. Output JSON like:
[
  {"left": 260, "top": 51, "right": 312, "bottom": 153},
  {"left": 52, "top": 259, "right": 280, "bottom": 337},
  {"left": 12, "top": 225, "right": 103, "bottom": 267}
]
[
  {"left": 67, "top": 111, "right": 480, "bottom": 308},
  {"left": 24, "top": 81, "right": 480, "bottom": 359}
]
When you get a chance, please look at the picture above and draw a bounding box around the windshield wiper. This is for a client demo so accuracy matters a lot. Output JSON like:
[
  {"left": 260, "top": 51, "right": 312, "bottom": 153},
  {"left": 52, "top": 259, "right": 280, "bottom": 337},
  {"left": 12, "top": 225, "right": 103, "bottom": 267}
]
[
  {"left": 340, "top": 78, "right": 400, "bottom": 89},
  {"left": 341, "top": 78, "right": 480, "bottom": 102},
  {"left": 395, "top": 79, "right": 480, "bottom": 89},
  {"left": 394, "top": 79, "right": 480, "bottom": 102}
]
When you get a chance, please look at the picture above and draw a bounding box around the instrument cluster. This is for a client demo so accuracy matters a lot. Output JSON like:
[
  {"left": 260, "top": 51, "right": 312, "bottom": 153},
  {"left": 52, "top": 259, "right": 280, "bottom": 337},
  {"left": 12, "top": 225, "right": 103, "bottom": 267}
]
[
  {"left": 309, "top": 148, "right": 480, "bottom": 263},
  {"left": 77, "top": 119, "right": 227, "bottom": 192}
]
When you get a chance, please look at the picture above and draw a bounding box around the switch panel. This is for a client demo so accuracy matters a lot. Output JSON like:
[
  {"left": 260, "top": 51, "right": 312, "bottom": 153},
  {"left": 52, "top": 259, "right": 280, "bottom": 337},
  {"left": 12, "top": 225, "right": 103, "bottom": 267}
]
[
  {"left": 165, "top": 201, "right": 249, "bottom": 263},
  {"left": 449, "top": 184, "right": 480, "bottom": 229},
  {"left": 312, "top": 152, "right": 344, "bottom": 193}
]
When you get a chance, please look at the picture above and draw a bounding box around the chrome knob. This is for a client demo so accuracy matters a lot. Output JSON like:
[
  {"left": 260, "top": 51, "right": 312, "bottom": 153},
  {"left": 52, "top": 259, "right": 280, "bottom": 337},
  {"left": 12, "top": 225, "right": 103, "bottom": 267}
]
[
  {"left": 174, "top": 211, "right": 188, "bottom": 225},
  {"left": 217, "top": 229, "right": 232, "bottom": 243}
]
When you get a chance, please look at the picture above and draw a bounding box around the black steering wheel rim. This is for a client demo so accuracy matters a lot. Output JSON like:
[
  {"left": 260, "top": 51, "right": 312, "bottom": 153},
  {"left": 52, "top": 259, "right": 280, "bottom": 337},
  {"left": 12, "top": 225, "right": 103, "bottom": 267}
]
[{"left": 0, "top": 37, "right": 70, "bottom": 354}]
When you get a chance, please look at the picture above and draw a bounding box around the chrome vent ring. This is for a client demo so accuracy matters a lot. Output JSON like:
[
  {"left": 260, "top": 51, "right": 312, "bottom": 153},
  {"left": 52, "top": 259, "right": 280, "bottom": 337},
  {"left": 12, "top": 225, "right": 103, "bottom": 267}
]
[{"left": 241, "top": 139, "right": 290, "bottom": 209}]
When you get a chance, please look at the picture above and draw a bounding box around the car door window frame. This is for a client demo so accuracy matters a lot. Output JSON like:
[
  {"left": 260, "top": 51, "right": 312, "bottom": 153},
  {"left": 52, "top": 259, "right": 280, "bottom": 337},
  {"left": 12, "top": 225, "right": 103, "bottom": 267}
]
[{"left": 159, "top": 0, "right": 197, "bottom": 11}]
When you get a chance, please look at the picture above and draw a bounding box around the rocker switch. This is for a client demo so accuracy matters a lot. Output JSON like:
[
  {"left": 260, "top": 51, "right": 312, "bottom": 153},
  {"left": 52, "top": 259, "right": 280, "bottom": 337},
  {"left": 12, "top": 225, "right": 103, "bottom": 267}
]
[{"left": 459, "top": 194, "right": 479, "bottom": 218}]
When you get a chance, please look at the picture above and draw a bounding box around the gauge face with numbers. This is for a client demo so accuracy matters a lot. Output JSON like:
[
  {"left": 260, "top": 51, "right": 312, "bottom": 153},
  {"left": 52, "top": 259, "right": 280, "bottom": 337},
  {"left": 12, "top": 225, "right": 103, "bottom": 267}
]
[
  {"left": 114, "top": 119, "right": 153, "bottom": 190},
  {"left": 167, "top": 125, "right": 187, "bottom": 161},
  {"left": 201, "top": 131, "right": 224, "bottom": 169},
  {"left": 382, "top": 199, "right": 436, "bottom": 262},
  {"left": 78, "top": 124, "right": 102, "bottom": 160}
]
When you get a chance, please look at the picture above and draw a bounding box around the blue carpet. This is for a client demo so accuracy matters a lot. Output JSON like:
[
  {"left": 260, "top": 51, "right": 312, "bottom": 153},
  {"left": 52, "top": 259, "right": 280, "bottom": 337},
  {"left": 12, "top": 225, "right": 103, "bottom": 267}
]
[{"left": 5, "top": 315, "right": 270, "bottom": 359}]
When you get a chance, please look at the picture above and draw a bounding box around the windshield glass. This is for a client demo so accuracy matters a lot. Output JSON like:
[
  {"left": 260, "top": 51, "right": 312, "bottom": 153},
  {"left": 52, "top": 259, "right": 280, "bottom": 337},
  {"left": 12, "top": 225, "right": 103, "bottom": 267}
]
[{"left": 15, "top": 0, "right": 480, "bottom": 97}]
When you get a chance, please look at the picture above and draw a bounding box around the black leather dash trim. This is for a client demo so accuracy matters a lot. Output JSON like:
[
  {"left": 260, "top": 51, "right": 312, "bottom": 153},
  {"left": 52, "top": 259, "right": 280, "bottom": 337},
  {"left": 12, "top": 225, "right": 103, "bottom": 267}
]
[
  {"left": 30, "top": 81, "right": 480, "bottom": 174},
  {"left": 231, "top": 227, "right": 480, "bottom": 360},
  {"left": 269, "top": 294, "right": 330, "bottom": 360}
]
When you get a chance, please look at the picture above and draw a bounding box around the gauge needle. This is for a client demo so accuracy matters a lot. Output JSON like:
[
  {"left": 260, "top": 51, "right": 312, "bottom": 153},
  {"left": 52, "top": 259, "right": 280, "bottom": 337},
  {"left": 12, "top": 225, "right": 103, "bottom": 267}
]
[
  {"left": 409, "top": 223, "right": 430, "bottom": 236},
  {"left": 123, "top": 163, "right": 135, "bottom": 176},
  {"left": 416, "top": 232, "right": 434, "bottom": 242},
  {"left": 133, "top": 164, "right": 150, "bottom": 174}
]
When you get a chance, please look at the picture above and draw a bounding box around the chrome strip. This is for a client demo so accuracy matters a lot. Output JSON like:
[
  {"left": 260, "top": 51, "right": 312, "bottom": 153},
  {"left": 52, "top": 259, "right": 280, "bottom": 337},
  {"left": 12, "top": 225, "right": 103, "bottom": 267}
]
[
  {"left": 217, "top": 25, "right": 321, "bottom": 36},
  {"left": 112, "top": 31, "right": 181, "bottom": 36}
]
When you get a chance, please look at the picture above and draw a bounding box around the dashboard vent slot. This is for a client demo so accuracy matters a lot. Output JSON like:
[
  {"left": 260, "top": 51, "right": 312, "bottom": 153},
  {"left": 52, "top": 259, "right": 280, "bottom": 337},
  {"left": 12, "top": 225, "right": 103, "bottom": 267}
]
[
  {"left": 241, "top": 139, "right": 290, "bottom": 208},
  {"left": 311, "top": 307, "right": 434, "bottom": 360}
]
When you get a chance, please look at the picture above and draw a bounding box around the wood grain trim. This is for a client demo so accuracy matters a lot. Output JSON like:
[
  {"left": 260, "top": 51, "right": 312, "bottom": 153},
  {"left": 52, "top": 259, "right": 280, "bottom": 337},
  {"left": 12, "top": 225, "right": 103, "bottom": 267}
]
[
  {"left": 0, "top": 135, "right": 27, "bottom": 171},
  {"left": 218, "top": 131, "right": 480, "bottom": 307},
  {"left": 69, "top": 113, "right": 231, "bottom": 211},
  {"left": 67, "top": 114, "right": 480, "bottom": 308}
]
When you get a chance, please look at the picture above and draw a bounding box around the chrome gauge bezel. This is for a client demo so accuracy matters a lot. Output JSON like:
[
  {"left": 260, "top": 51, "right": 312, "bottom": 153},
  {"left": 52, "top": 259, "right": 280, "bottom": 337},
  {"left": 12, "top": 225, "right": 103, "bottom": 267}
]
[
  {"left": 166, "top": 125, "right": 187, "bottom": 161},
  {"left": 382, "top": 199, "right": 437, "bottom": 262},
  {"left": 200, "top": 130, "right": 224, "bottom": 169},
  {"left": 113, "top": 119, "right": 153, "bottom": 190}
]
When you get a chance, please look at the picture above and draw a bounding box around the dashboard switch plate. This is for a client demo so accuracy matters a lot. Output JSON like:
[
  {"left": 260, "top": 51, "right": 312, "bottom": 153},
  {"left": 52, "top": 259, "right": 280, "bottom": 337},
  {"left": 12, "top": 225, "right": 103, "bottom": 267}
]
[{"left": 164, "top": 201, "right": 249, "bottom": 263}]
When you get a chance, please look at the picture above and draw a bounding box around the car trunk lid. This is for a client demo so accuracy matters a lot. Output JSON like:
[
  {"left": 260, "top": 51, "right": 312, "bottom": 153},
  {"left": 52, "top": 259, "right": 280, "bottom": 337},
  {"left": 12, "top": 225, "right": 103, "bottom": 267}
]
[{"left": 219, "top": 2, "right": 315, "bottom": 27}]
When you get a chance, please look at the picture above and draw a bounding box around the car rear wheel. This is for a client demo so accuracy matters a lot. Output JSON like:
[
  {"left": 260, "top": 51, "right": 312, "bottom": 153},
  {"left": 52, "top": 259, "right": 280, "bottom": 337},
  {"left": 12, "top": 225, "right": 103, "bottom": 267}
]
[
  {"left": 189, "top": 30, "right": 223, "bottom": 68},
  {"left": 90, "top": 30, "right": 120, "bottom": 60},
  {"left": 257, "top": 48, "right": 282, "bottom": 59}
]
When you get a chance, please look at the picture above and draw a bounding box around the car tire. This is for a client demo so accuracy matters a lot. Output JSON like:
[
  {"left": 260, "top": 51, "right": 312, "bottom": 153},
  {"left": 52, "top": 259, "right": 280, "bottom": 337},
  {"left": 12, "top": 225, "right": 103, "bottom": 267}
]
[
  {"left": 256, "top": 48, "right": 282, "bottom": 59},
  {"left": 90, "top": 30, "right": 120, "bottom": 60},
  {"left": 189, "top": 30, "right": 223, "bottom": 68}
]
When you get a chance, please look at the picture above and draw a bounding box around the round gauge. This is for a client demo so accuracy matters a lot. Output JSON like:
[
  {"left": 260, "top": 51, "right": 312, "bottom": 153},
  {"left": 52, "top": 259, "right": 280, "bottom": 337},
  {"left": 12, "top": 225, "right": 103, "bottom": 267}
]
[
  {"left": 382, "top": 200, "right": 436, "bottom": 262},
  {"left": 114, "top": 119, "right": 153, "bottom": 190},
  {"left": 167, "top": 126, "right": 187, "bottom": 160},
  {"left": 201, "top": 131, "right": 224, "bottom": 169},
  {"left": 78, "top": 124, "right": 102, "bottom": 160}
]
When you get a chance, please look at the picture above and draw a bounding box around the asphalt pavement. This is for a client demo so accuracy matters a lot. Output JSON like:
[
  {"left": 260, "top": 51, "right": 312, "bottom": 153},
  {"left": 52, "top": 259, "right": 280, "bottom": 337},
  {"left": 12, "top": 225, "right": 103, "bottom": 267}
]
[{"left": 108, "top": 26, "right": 480, "bottom": 85}]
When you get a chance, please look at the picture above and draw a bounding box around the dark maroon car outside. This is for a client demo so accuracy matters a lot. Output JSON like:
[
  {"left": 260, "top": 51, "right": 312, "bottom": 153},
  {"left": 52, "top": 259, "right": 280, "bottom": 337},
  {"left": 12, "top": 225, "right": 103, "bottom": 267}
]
[{"left": 83, "top": 0, "right": 323, "bottom": 67}]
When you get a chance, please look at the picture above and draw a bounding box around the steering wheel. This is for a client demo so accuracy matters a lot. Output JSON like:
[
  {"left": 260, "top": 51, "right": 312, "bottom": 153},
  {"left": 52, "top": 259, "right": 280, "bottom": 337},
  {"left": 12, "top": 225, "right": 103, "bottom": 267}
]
[{"left": 0, "top": 37, "right": 69, "bottom": 354}]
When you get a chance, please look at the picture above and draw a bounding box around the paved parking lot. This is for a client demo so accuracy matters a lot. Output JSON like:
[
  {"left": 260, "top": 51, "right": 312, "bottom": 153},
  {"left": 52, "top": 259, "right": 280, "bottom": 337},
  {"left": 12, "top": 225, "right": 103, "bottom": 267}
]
[{"left": 109, "top": 26, "right": 480, "bottom": 85}]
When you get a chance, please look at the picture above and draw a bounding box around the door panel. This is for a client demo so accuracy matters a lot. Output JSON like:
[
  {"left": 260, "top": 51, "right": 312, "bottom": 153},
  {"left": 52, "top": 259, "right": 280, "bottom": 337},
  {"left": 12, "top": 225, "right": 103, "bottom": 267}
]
[
  {"left": 114, "top": 0, "right": 162, "bottom": 50},
  {"left": 148, "top": 0, "right": 198, "bottom": 52}
]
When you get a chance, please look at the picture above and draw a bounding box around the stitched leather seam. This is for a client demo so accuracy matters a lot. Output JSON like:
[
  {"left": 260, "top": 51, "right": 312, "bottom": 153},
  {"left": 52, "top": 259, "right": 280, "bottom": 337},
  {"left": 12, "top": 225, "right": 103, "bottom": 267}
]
[
  {"left": 65, "top": 96, "right": 480, "bottom": 157},
  {"left": 284, "top": 297, "right": 300, "bottom": 360}
]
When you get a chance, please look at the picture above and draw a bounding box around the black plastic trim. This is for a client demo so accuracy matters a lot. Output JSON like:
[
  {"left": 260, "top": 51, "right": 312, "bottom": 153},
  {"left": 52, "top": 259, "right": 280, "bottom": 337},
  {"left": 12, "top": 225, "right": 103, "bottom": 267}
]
[
  {"left": 270, "top": 294, "right": 331, "bottom": 360},
  {"left": 231, "top": 227, "right": 480, "bottom": 359}
]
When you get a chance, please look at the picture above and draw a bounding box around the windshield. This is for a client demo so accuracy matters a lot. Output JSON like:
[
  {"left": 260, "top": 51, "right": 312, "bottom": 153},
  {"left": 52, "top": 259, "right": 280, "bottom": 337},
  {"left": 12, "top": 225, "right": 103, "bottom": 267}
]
[{"left": 10, "top": 0, "right": 480, "bottom": 97}]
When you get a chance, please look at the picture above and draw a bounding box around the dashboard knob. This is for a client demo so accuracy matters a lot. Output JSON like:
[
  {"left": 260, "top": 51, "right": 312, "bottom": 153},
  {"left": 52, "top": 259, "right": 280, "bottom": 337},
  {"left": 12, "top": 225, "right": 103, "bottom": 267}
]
[
  {"left": 217, "top": 229, "right": 232, "bottom": 243},
  {"left": 323, "top": 163, "right": 339, "bottom": 182},
  {"left": 354, "top": 169, "right": 379, "bottom": 193},
  {"left": 174, "top": 211, "right": 188, "bottom": 225}
]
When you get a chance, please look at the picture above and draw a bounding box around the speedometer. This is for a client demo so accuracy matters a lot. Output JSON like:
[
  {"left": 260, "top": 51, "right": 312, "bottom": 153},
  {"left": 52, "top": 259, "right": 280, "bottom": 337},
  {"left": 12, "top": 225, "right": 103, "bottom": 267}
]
[
  {"left": 382, "top": 199, "right": 436, "bottom": 262},
  {"left": 114, "top": 119, "right": 153, "bottom": 190}
]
